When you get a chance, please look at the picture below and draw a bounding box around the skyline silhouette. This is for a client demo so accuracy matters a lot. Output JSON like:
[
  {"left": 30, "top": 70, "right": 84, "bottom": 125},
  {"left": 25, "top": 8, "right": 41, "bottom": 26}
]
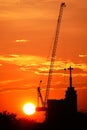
[{"left": 0, "top": 0, "right": 87, "bottom": 122}]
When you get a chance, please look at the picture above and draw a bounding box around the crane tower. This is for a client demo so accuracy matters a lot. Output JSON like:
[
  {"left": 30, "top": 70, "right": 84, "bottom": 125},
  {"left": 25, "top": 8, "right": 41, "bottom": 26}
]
[
  {"left": 44, "top": 2, "right": 66, "bottom": 108},
  {"left": 36, "top": 2, "right": 66, "bottom": 111}
]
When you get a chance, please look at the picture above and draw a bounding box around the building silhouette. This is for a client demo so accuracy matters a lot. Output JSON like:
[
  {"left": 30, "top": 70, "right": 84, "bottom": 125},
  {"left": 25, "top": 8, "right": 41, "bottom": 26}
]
[{"left": 46, "top": 66, "right": 77, "bottom": 121}]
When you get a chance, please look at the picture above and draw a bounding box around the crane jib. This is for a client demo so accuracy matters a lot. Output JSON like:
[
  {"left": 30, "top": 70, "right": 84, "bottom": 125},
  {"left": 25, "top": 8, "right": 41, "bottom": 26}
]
[
  {"left": 36, "top": 2, "right": 66, "bottom": 111},
  {"left": 44, "top": 2, "right": 66, "bottom": 108}
]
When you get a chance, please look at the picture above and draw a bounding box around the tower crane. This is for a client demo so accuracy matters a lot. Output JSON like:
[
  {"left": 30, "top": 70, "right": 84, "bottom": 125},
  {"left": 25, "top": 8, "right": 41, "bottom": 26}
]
[
  {"left": 36, "top": 2, "right": 66, "bottom": 111},
  {"left": 44, "top": 2, "right": 66, "bottom": 107}
]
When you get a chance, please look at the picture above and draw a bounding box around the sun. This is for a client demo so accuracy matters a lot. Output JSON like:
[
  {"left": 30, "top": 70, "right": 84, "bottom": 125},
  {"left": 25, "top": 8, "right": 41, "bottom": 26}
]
[{"left": 23, "top": 103, "right": 36, "bottom": 115}]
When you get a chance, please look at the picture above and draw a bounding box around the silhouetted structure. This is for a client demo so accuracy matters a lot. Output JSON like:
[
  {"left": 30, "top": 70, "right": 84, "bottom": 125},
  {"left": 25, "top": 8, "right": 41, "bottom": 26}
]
[{"left": 46, "top": 66, "right": 77, "bottom": 121}]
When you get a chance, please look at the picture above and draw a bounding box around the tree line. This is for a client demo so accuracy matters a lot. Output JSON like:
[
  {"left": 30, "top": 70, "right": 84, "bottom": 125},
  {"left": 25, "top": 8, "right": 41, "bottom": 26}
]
[{"left": 0, "top": 110, "right": 87, "bottom": 130}]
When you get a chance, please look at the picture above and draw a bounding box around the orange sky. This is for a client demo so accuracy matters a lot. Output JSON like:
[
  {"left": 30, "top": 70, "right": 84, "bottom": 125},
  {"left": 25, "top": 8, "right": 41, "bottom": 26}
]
[{"left": 0, "top": 0, "right": 87, "bottom": 120}]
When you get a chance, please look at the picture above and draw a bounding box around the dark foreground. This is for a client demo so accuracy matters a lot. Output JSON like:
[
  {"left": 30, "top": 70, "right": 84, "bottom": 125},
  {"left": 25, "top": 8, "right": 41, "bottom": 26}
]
[{"left": 0, "top": 111, "right": 87, "bottom": 130}]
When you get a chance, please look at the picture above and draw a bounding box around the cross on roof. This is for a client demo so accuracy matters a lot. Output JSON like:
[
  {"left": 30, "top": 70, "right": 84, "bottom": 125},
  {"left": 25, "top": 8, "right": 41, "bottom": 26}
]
[{"left": 68, "top": 66, "right": 73, "bottom": 87}]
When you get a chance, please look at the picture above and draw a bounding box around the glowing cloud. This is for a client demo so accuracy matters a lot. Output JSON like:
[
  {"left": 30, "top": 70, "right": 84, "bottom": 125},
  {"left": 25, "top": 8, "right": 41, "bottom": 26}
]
[
  {"left": 79, "top": 54, "right": 87, "bottom": 58},
  {"left": 15, "top": 39, "right": 28, "bottom": 43},
  {"left": 0, "top": 54, "right": 87, "bottom": 76}
]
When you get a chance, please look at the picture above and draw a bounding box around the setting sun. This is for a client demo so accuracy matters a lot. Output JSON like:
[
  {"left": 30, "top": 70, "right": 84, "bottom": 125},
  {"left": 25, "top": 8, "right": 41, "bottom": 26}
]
[{"left": 23, "top": 103, "right": 36, "bottom": 115}]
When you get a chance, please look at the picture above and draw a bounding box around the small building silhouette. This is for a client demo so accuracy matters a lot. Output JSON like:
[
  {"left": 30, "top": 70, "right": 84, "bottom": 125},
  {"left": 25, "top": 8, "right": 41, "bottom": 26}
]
[{"left": 46, "top": 66, "right": 77, "bottom": 121}]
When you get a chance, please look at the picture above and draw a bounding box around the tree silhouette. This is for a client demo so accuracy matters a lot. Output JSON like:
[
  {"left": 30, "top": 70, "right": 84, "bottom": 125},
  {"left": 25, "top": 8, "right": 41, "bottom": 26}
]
[{"left": 0, "top": 110, "right": 87, "bottom": 130}]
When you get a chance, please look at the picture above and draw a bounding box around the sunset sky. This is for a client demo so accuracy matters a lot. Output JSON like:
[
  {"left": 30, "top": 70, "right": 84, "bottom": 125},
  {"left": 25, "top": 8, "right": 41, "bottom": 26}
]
[{"left": 0, "top": 0, "right": 87, "bottom": 120}]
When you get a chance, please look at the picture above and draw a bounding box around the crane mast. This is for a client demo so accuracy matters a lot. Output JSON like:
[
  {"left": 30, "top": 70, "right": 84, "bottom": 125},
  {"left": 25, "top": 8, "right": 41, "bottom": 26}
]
[{"left": 44, "top": 2, "right": 66, "bottom": 107}]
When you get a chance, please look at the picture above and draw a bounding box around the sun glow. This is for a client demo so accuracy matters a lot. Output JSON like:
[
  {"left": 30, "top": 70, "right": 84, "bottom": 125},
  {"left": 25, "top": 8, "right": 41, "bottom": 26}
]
[{"left": 23, "top": 103, "right": 36, "bottom": 115}]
